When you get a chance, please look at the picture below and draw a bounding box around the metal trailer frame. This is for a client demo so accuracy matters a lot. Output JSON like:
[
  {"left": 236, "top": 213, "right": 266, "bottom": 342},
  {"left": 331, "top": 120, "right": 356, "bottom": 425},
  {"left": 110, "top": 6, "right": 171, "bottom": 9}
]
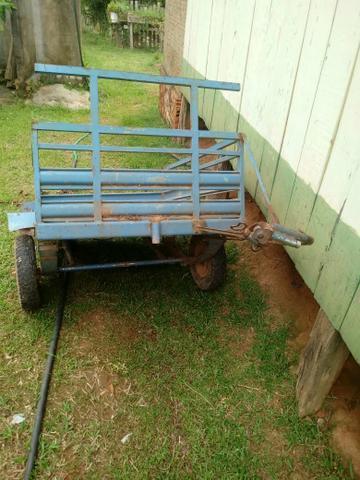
[
  {"left": 8, "top": 63, "right": 313, "bottom": 296},
  {"left": 8, "top": 64, "right": 245, "bottom": 246}
]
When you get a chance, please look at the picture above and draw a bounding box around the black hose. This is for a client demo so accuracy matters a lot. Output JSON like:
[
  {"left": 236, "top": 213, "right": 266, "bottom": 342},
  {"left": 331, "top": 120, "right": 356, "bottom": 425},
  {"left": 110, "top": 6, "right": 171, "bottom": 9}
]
[{"left": 24, "top": 274, "right": 69, "bottom": 480}]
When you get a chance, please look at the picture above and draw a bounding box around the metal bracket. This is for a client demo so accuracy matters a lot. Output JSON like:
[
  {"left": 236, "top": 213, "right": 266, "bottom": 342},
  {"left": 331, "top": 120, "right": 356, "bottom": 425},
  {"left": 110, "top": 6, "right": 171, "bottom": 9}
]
[
  {"left": 8, "top": 212, "right": 36, "bottom": 232},
  {"left": 197, "top": 222, "right": 314, "bottom": 251}
]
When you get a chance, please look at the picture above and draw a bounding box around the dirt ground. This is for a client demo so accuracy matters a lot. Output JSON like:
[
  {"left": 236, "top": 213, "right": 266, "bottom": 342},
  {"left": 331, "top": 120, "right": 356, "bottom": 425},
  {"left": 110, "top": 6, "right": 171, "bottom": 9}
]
[
  {"left": 243, "top": 193, "right": 360, "bottom": 477},
  {"left": 0, "top": 85, "right": 15, "bottom": 105}
]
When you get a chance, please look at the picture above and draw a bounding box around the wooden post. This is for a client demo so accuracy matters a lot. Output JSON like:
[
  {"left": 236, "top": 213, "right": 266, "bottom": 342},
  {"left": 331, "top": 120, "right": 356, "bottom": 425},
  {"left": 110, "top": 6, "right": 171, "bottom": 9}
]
[
  {"left": 129, "top": 21, "right": 134, "bottom": 49},
  {"left": 296, "top": 309, "right": 349, "bottom": 417}
]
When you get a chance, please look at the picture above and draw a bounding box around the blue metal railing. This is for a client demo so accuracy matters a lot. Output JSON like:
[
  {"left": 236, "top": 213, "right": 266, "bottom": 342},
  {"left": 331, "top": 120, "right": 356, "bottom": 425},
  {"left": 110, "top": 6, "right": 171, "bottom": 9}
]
[{"left": 32, "top": 64, "right": 244, "bottom": 239}]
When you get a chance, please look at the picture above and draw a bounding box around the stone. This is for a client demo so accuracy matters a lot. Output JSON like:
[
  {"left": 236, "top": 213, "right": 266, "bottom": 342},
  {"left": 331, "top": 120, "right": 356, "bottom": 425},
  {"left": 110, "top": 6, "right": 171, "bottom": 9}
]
[{"left": 30, "top": 84, "right": 89, "bottom": 110}]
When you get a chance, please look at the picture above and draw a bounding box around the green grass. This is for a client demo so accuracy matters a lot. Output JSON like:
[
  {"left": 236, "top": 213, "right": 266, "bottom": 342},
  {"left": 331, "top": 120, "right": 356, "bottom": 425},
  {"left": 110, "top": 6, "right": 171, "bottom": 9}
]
[{"left": 0, "top": 32, "right": 352, "bottom": 479}]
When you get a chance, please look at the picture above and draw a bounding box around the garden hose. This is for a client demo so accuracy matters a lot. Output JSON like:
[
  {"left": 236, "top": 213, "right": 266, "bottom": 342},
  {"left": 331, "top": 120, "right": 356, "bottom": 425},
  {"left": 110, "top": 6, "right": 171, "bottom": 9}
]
[
  {"left": 23, "top": 274, "right": 69, "bottom": 480},
  {"left": 72, "top": 133, "right": 90, "bottom": 167}
]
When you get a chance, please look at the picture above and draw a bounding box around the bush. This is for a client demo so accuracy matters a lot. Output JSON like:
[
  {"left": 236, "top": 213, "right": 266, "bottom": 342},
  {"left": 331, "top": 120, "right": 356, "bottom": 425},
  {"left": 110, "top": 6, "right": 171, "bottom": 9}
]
[
  {"left": 107, "top": 0, "right": 164, "bottom": 23},
  {"left": 81, "top": 0, "right": 111, "bottom": 32}
]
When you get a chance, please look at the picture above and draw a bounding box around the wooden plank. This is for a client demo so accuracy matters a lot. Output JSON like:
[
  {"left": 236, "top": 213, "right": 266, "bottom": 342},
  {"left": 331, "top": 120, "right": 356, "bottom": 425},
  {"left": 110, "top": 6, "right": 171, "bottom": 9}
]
[
  {"left": 193, "top": 0, "right": 213, "bottom": 73},
  {"left": 181, "top": 0, "right": 195, "bottom": 78},
  {"left": 254, "top": 0, "right": 311, "bottom": 212},
  {"left": 296, "top": 309, "right": 349, "bottom": 417},
  {"left": 284, "top": 0, "right": 360, "bottom": 232},
  {"left": 129, "top": 21, "right": 134, "bottom": 49},
  {"left": 210, "top": 0, "right": 237, "bottom": 131},
  {"left": 195, "top": 0, "right": 213, "bottom": 118},
  {"left": 270, "top": 0, "right": 338, "bottom": 222},
  {"left": 340, "top": 284, "right": 360, "bottom": 364},
  {"left": 314, "top": 163, "right": 360, "bottom": 329},
  {"left": 185, "top": 0, "right": 199, "bottom": 77},
  {"left": 241, "top": 0, "right": 310, "bottom": 199},
  {"left": 178, "top": 0, "right": 360, "bottom": 363},
  {"left": 293, "top": 51, "right": 360, "bottom": 291},
  {"left": 238, "top": 0, "right": 270, "bottom": 195},
  {"left": 223, "top": 0, "right": 255, "bottom": 132},
  {"left": 251, "top": 1, "right": 310, "bottom": 142},
  {"left": 202, "top": 0, "right": 226, "bottom": 125}
]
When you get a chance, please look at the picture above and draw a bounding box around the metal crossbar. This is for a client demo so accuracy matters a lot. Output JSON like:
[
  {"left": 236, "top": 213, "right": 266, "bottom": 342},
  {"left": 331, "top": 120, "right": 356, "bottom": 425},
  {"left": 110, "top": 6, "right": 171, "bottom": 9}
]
[
  {"left": 30, "top": 64, "right": 244, "bottom": 242},
  {"left": 34, "top": 122, "right": 239, "bottom": 140},
  {"left": 35, "top": 64, "right": 240, "bottom": 90}
]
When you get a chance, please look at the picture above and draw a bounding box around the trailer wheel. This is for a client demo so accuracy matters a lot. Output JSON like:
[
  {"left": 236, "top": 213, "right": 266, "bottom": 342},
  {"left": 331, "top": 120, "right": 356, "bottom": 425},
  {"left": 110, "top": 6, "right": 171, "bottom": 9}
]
[
  {"left": 190, "top": 236, "right": 227, "bottom": 291},
  {"left": 15, "top": 235, "right": 40, "bottom": 311}
]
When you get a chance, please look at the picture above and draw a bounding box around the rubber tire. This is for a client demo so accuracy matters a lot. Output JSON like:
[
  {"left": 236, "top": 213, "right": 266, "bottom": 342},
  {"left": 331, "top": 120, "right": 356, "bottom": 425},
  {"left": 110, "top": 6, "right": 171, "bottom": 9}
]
[
  {"left": 189, "top": 236, "right": 227, "bottom": 291},
  {"left": 15, "top": 235, "right": 40, "bottom": 311}
]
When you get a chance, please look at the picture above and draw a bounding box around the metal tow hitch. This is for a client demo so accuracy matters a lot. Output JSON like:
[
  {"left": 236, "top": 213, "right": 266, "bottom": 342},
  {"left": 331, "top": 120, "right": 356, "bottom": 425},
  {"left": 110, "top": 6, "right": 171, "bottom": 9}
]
[{"left": 197, "top": 222, "right": 314, "bottom": 252}]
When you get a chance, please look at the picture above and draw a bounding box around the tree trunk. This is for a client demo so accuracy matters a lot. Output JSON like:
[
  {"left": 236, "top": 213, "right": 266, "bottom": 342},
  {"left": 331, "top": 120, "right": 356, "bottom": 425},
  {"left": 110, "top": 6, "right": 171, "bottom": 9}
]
[{"left": 4, "top": 0, "right": 82, "bottom": 87}]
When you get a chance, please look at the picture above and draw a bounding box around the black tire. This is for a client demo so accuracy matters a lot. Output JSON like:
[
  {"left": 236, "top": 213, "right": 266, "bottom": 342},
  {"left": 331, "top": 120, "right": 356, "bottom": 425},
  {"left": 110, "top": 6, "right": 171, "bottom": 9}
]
[
  {"left": 15, "top": 235, "right": 40, "bottom": 311},
  {"left": 189, "top": 236, "right": 227, "bottom": 291}
]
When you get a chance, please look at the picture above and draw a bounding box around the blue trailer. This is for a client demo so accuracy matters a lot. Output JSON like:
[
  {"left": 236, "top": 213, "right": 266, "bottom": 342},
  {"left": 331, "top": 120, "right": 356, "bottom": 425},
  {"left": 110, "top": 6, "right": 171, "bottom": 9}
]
[{"left": 8, "top": 64, "right": 313, "bottom": 311}]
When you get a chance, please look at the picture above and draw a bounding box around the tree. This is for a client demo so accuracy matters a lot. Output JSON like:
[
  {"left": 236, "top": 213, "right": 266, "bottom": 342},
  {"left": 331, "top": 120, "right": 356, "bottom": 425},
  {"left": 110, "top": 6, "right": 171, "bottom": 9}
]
[
  {"left": 3, "top": 0, "right": 82, "bottom": 87},
  {"left": 81, "top": 0, "right": 111, "bottom": 33}
]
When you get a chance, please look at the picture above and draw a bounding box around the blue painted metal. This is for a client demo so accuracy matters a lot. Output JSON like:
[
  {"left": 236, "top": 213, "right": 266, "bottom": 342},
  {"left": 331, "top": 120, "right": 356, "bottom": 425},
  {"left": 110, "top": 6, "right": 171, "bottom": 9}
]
[
  {"left": 238, "top": 141, "right": 245, "bottom": 213},
  {"left": 34, "top": 122, "right": 239, "bottom": 140},
  {"left": 36, "top": 219, "right": 241, "bottom": 241},
  {"left": 37, "top": 143, "right": 240, "bottom": 156},
  {"left": 244, "top": 141, "right": 271, "bottom": 208},
  {"left": 190, "top": 85, "right": 200, "bottom": 219},
  {"left": 89, "top": 74, "right": 102, "bottom": 221},
  {"left": 32, "top": 130, "right": 42, "bottom": 223},
  {"left": 8, "top": 64, "right": 245, "bottom": 247},
  {"left": 39, "top": 170, "right": 242, "bottom": 187},
  {"left": 40, "top": 201, "right": 241, "bottom": 218},
  {"left": 8, "top": 212, "right": 36, "bottom": 231},
  {"left": 59, "top": 258, "right": 183, "bottom": 273},
  {"left": 34, "top": 63, "right": 240, "bottom": 90},
  {"left": 165, "top": 140, "right": 237, "bottom": 170}
]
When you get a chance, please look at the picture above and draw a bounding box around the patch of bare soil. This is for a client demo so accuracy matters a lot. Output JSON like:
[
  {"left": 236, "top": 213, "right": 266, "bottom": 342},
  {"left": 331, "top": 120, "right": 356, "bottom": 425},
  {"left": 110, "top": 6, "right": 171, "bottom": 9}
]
[
  {"left": 241, "top": 194, "right": 360, "bottom": 476},
  {"left": 0, "top": 85, "right": 15, "bottom": 105},
  {"left": 330, "top": 357, "right": 360, "bottom": 475},
  {"left": 29, "top": 84, "right": 90, "bottom": 109},
  {"left": 240, "top": 195, "right": 318, "bottom": 333}
]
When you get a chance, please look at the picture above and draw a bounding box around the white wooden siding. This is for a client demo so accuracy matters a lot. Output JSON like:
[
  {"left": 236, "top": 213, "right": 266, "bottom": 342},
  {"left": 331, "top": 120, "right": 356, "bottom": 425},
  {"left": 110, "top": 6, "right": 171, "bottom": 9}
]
[{"left": 180, "top": 0, "right": 360, "bottom": 360}]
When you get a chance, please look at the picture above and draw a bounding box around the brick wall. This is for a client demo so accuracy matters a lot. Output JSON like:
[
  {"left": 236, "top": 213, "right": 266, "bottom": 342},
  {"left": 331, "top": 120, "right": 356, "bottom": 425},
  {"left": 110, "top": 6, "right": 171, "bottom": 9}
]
[
  {"left": 163, "top": 0, "right": 187, "bottom": 76},
  {"left": 160, "top": 0, "right": 188, "bottom": 130}
]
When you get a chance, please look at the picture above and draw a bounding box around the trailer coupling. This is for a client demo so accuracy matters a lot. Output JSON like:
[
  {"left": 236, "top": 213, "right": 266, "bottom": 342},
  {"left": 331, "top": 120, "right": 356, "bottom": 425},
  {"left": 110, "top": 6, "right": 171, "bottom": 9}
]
[{"left": 197, "top": 222, "right": 314, "bottom": 251}]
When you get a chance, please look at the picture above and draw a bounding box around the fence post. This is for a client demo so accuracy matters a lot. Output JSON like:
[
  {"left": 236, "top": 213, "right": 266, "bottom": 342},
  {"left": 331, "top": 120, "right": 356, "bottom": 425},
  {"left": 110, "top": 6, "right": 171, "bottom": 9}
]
[
  {"left": 296, "top": 309, "right": 349, "bottom": 417},
  {"left": 129, "top": 21, "right": 134, "bottom": 48}
]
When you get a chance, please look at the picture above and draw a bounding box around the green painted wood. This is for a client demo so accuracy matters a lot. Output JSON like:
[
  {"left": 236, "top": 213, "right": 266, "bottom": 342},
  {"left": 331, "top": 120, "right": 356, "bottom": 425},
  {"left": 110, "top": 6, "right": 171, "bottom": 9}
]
[
  {"left": 270, "top": 160, "right": 298, "bottom": 224},
  {"left": 255, "top": 142, "right": 278, "bottom": 214},
  {"left": 210, "top": 91, "right": 227, "bottom": 131},
  {"left": 340, "top": 284, "right": 360, "bottom": 364},
  {"left": 282, "top": 0, "right": 360, "bottom": 237},
  {"left": 202, "top": 92, "right": 214, "bottom": 128},
  {"left": 238, "top": 115, "right": 264, "bottom": 198},
  {"left": 223, "top": 103, "right": 239, "bottom": 133},
  {"left": 291, "top": 195, "right": 339, "bottom": 292},
  {"left": 314, "top": 219, "right": 360, "bottom": 330},
  {"left": 180, "top": 0, "right": 360, "bottom": 360}
]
